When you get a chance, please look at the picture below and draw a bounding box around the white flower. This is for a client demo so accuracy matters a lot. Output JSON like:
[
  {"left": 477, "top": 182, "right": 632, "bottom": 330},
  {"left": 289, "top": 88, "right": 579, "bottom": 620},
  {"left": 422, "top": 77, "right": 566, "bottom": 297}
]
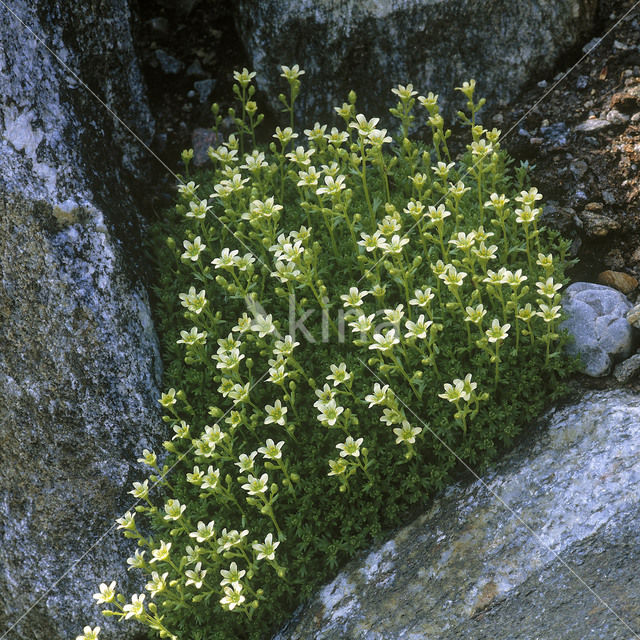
[
  {"left": 340, "top": 287, "right": 370, "bottom": 308},
  {"left": 404, "top": 314, "right": 432, "bottom": 339},
  {"left": 515, "top": 205, "right": 540, "bottom": 224},
  {"left": 178, "top": 287, "right": 207, "bottom": 314},
  {"left": 336, "top": 436, "right": 363, "bottom": 458},
  {"left": 485, "top": 192, "right": 509, "bottom": 208},
  {"left": 349, "top": 113, "right": 380, "bottom": 137},
  {"left": 382, "top": 234, "right": 410, "bottom": 255},
  {"left": 316, "top": 174, "right": 347, "bottom": 197},
  {"left": 76, "top": 626, "right": 101, "bottom": 640},
  {"left": 486, "top": 318, "right": 510, "bottom": 343},
  {"left": 150, "top": 541, "right": 171, "bottom": 564},
  {"left": 220, "top": 561, "right": 246, "bottom": 589},
  {"left": 251, "top": 313, "right": 276, "bottom": 338},
  {"left": 122, "top": 593, "right": 145, "bottom": 620},
  {"left": 181, "top": 236, "right": 206, "bottom": 261},
  {"left": 297, "top": 166, "right": 322, "bottom": 188},
  {"left": 273, "top": 335, "right": 300, "bottom": 358},
  {"left": 93, "top": 581, "right": 116, "bottom": 604},
  {"left": 316, "top": 398, "right": 344, "bottom": 427},
  {"left": 220, "top": 583, "right": 245, "bottom": 611},
  {"left": 358, "top": 230, "right": 386, "bottom": 252},
  {"left": 426, "top": 204, "right": 451, "bottom": 223},
  {"left": 409, "top": 288, "right": 434, "bottom": 308},
  {"left": 328, "top": 458, "right": 348, "bottom": 476},
  {"left": 383, "top": 304, "right": 405, "bottom": 325},
  {"left": 393, "top": 421, "right": 422, "bottom": 445},
  {"left": 391, "top": 83, "right": 418, "bottom": 100},
  {"left": 264, "top": 399, "right": 288, "bottom": 426},
  {"left": 186, "top": 199, "right": 211, "bottom": 219},
  {"left": 252, "top": 532, "right": 280, "bottom": 561},
  {"left": 327, "top": 362, "right": 351, "bottom": 387},
  {"left": 241, "top": 473, "right": 269, "bottom": 496},
  {"left": 258, "top": 438, "right": 285, "bottom": 461},
  {"left": 348, "top": 312, "right": 375, "bottom": 334},
  {"left": 465, "top": 304, "right": 487, "bottom": 325},
  {"left": 515, "top": 187, "right": 543, "bottom": 207},
  {"left": 233, "top": 67, "right": 256, "bottom": 86},
  {"left": 185, "top": 562, "right": 207, "bottom": 589},
  {"left": 235, "top": 451, "right": 258, "bottom": 473},
  {"left": 364, "top": 383, "right": 390, "bottom": 407},
  {"left": 536, "top": 277, "right": 562, "bottom": 299},
  {"left": 145, "top": 571, "right": 168, "bottom": 598},
  {"left": 286, "top": 145, "right": 315, "bottom": 167},
  {"left": 369, "top": 329, "right": 400, "bottom": 353},
  {"left": 211, "top": 247, "right": 239, "bottom": 269},
  {"left": 159, "top": 388, "right": 176, "bottom": 408},
  {"left": 537, "top": 303, "right": 562, "bottom": 322},
  {"left": 163, "top": 499, "right": 186, "bottom": 521},
  {"left": 280, "top": 64, "right": 305, "bottom": 80},
  {"left": 177, "top": 326, "right": 207, "bottom": 346}
]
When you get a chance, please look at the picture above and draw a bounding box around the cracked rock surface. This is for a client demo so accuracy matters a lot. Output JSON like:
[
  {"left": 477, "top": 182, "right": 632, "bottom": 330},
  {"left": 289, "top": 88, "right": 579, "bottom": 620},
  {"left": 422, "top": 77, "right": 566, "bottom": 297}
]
[
  {"left": 0, "top": 2, "right": 161, "bottom": 638},
  {"left": 274, "top": 389, "right": 640, "bottom": 639}
]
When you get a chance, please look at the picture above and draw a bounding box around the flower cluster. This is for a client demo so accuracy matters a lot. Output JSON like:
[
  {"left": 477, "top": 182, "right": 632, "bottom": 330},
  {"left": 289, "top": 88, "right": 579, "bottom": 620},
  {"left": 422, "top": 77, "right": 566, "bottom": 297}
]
[{"left": 84, "top": 68, "right": 574, "bottom": 640}]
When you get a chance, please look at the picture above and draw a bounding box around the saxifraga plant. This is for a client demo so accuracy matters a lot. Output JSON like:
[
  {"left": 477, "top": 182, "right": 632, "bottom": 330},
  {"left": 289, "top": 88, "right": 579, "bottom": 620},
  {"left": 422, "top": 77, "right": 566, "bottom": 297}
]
[{"left": 79, "top": 66, "right": 576, "bottom": 640}]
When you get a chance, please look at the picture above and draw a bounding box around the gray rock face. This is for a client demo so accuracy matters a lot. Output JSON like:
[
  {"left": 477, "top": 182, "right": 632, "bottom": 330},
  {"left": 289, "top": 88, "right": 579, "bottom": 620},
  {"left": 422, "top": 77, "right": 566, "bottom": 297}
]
[
  {"left": 561, "top": 282, "right": 635, "bottom": 377},
  {"left": 0, "top": 3, "right": 162, "bottom": 639},
  {"left": 233, "top": 0, "right": 598, "bottom": 125},
  {"left": 274, "top": 389, "right": 640, "bottom": 639}
]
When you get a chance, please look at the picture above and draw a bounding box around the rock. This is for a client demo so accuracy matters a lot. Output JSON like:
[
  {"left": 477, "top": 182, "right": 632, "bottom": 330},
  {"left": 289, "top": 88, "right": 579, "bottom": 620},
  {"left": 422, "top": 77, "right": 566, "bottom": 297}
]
[
  {"left": 606, "top": 108, "right": 630, "bottom": 124},
  {"left": 570, "top": 159, "right": 588, "bottom": 179},
  {"left": 0, "top": 2, "right": 163, "bottom": 638},
  {"left": 578, "top": 209, "right": 620, "bottom": 237},
  {"left": 576, "top": 74, "right": 589, "bottom": 89},
  {"left": 147, "top": 16, "right": 170, "bottom": 36},
  {"left": 192, "top": 127, "right": 223, "bottom": 167},
  {"left": 626, "top": 303, "right": 640, "bottom": 329},
  {"left": 155, "top": 48, "right": 185, "bottom": 74},
  {"left": 582, "top": 35, "right": 602, "bottom": 54},
  {"left": 613, "top": 354, "right": 640, "bottom": 383},
  {"left": 232, "top": 0, "right": 598, "bottom": 124},
  {"left": 597, "top": 269, "right": 638, "bottom": 294},
  {"left": 274, "top": 390, "right": 640, "bottom": 639},
  {"left": 575, "top": 118, "right": 612, "bottom": 132},
  {"left": 610, "top": 85, "right": 640, "bottom": 113},
  {"left": 156, "top": 0, "right": 200, "bottom": 13},
  {"left": 194, "top": 78, "right": 217, "bottom": 104},
  {"left": 539, "top": 121, "right": 568, "bottom": 149},
  {"left": 631, "top": 246, "right": 640, "bottom": 263},
  {"left": 560, "top": 282, "right": 634, "bottom": 377},
  {"left": 186, "top": 58, "right": 206, "bottom": 78}
]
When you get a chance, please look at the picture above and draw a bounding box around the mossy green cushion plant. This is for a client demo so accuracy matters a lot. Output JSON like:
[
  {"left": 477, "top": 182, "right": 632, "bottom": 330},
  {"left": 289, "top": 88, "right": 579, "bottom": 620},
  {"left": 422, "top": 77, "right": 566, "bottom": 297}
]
[{"left": 81, "top": 67, "right": 576, "bottom": 640}]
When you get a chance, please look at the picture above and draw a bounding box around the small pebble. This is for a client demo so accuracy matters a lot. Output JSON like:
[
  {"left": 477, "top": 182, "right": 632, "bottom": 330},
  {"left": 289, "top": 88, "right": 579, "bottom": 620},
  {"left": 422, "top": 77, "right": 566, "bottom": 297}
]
[
  {"left": 597, "top": 270, "right": 638, "bottom": 294},
  {"left": 537, "top": 79, "right": 548, "bottom": 88},
  {"left": 155, "top": 49, "right": 184, "bottom": 74},
  {"left": 576, "top": 75, "right": 589, "bottom": 89},
  {"left": 195, "top": 79, "right": 217, "bottom": 104},
  {"left": 580, "top": 210, "right": 620, "bottom": 237},
  {"left": 606, "top": 109, "right": 630, "bottom": 125},
  {"left": 147, "top": 17, "right": 169, "bottom": 36},
  {"left": 575, "top": 118, "right": 611, "bottom": 132},
  {"left": 613, "top": 354, "right": 640, "bottom": 383},
  {"left": 186, "top": 59, "right": 206, "bottom": 78}
]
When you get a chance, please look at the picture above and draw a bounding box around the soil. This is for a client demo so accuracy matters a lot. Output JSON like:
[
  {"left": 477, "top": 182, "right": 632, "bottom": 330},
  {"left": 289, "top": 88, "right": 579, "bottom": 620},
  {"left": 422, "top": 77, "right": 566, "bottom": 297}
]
[{"left": 130, "top": 0, "right": 640, "bottom": 391}]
